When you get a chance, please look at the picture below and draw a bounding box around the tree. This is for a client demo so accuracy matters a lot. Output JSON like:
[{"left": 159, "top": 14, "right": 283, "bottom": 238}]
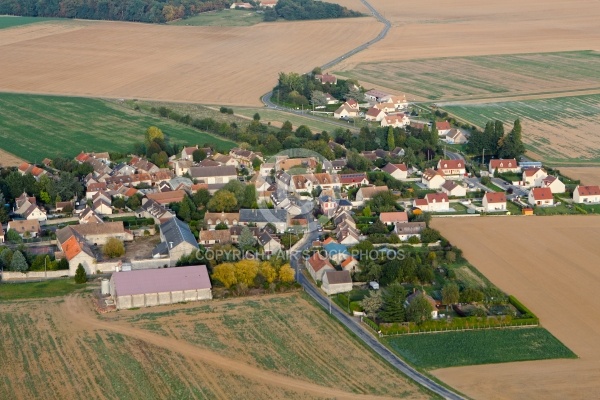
[
  {"left": 498, "top": 119, "right": 525, "bottom": 159},
  {"left": 212, "top": 263, "right": 237, "bottom": 288},
  {"left": 278, "top": 264, "right": 295, "bottom": 283},
  {"left": 360, "top": 290, "right": 383, "bottom": 318},
  {"left": 387, "top": 127, "right": 395, "bottom": 150},
  {"left": 177, "top": 199, "right": 192, "bottom": 222},
  {"left": 238, "top": 226, "right": 256, "bottom": 251},
  {"left": 420, "top": 228, "right": 441, "bottom": 243},
  {"left": 9, "top": 250, "right": 28, "bottom": 273},
  {"left": 460, "top": 287, "right": 484, "bottom": 303},
  {"left": 442, "top": 282, "right": 460, "bottom": 306},
  {"left": 103, "top": 238, "right": 125, "bottom": 258},
  {"left": 311, "top": 90, "right": 328, "bottom": 107},
  {"left": 207, "top": 190, "right": 237, "bottom": 212},
  {"left": 145, "top": 126, "right": 164, "bottom": 144},
  {"left": 0, "top": 248, "right": 13, "bottom": 269},
  {"left": 193, "top": 189, "right": 211, "bottom": 208},
  {"left": 6, "top": 229, "right": 23, "bottom": 243},
  {"left": 215, "top": 222, "right": 228, "bottom": 230},
  {"left": 74, "top": 263, "right": 87, "bottom": 284},
  {"left": 234, "top": 259, "right": 259, "bottom": 286},
  {"left": 362, "top": 205, "right": 372, "bottom": 217},
  {"left": 406, "top": 294, "right": 433, "bottom": 325},
  {"left": 192, "top": 149, "right": 207, "bottom": 162},
  {"left": 379, "top": 283, "right": 407, "bottom": 323}
]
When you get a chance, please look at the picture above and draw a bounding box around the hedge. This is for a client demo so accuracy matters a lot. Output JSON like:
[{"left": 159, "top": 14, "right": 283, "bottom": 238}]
[{"left": 508, "top": 295, "right": 538, "bottom": 320}]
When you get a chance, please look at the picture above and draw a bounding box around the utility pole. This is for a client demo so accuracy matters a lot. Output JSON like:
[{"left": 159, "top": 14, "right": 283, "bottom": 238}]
[{"left": 482, "top": 148, "right": 486, "bottom": 170}]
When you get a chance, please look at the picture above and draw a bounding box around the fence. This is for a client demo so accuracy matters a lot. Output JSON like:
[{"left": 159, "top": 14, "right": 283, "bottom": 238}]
[{"left": 1, "top": 270, "right": 68, "bottom": 281}]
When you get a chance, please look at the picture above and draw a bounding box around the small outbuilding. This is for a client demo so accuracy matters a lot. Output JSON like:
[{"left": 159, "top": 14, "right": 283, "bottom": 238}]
[
  {"left": 109, "top": 265, "right": 212, "bottom": 310},
  {"left": 322, "top": 270, "right": 352, "bottom": 295}
]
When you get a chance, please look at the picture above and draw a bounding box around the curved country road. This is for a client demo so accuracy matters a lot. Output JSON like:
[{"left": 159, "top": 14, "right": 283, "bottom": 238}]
[
  {"left": 63, "top": 296, "right": 400, "bottom": 400},
  {"left": 261, "top": 0, "right": 391, "bottom": 110}
]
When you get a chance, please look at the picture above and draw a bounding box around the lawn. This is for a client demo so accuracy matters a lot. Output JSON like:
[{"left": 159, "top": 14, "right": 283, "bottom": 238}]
[
  {"left": 234, "top": 107, "right": 355, "bottom": 134},
  {"left": 0, "top": 279, "right": 84, "bottom": 301},
  {"left": 0, "top": 93, "right": 236, "bottom": 162},
  {"left": 384, "top": 328, "right": 576, "bottom": 369},
  {"left": 168, "top": 9, "right": 263, "bottom": 26},
  {"left": 0, "top": 16, "right": 59, "bottom": 29}
]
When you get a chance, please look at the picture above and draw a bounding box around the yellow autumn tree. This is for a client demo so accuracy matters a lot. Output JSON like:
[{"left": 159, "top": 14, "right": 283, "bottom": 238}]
[
  {"left": 212, "top": 263, "right": 237, "bottom": 288},
  {"left": 278, "top": 264, "right": 295, "bottom": 283},
  {"left": 259, "top": 262, "right": 277, "bottom": 284},
  {"left": 234, "top": 259, "right": 259, "bottom": 286},
  {"left": 145, "top": 126, "right": 164, "bottom": 144}
]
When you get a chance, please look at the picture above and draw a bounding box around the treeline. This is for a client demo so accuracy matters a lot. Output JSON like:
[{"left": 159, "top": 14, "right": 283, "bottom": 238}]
[
  {"left": 264, "top": 0, "right": 362, "bottom": 21},
  {"left": 0, "top": 0, "right": 228, "bottom": 23},
  {"left": 467, "top": 119, "right": 525, "bottom": 160}
]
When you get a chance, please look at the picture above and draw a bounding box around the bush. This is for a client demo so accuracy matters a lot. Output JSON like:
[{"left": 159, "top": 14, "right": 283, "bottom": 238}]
[
  {"left": 508, "top": 295, "right": 537, "bottom": 320},
  {"left": 74, "top": 264, "right": 87, "bottom": 284},
  {"left": 363, "top": 317, "right": 379, "bottom": 332},
  {"left": 103, "top": 238, "right": 125, "bottom": 258}
]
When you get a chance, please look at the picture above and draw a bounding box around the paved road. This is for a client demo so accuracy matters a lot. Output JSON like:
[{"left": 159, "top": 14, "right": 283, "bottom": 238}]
[
  {"left": 290, "top": 234, "right": 464, "bottom": 400},
  {"left": 444, "top": 149, "right": 465, "bottom": 161}
]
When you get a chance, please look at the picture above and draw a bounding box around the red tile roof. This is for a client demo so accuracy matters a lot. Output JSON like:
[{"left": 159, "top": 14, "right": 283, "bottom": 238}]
[
  {"left": 576, "top": 185, "right": 600, "bottom": 196},
  {"left": 531, "top": 187, "right": 553, "bottom": 200},
  {"left": 490, "top": 159, "right": 518, "bottom": 169},
  {"left": 379, "top": 211, "right": 408, "bottom": 223},
  {"left": 436, "top": 121, "right": 451, "bottom": 130},
  {"left": 484, "top": 192, "right": 506, "bottom": 203},
  {"left": 425, "top": 193, "right": 449, "bottom": 203},
  {"left": 437, "top": 159, "right": 464, "bottom": 170}
]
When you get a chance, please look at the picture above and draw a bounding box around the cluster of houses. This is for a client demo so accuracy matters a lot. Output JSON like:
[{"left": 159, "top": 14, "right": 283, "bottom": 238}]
[{"left": 333, "top": 88, "right": 412, "bottom": 129}]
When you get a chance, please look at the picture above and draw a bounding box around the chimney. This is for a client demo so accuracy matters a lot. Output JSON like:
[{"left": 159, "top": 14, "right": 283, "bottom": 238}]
[{"left": 169, "top": 242, "right": 173, "bottom": 249}]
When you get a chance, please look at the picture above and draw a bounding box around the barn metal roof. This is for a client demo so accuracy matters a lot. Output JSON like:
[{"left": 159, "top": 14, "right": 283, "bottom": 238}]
[{"left": 112, "top": 265, "right": 211, "bottom": 296}]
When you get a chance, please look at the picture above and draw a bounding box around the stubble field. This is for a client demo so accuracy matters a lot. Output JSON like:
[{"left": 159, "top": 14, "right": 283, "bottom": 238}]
[
  {"left": 0, "top": 292, "right": 430, "bottom": 399},
  {"left": 431, "top": 216, "right": 600, "bottom": 400},
  {"left": 0, "top": 18, "right": 380, "bottom": 106}
]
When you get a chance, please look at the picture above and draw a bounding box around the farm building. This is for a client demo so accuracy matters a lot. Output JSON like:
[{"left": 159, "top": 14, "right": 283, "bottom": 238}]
[
  {"left": 322, "top": 270, "right": 352, "bottom": 295},
  {"left": 153, "top": 218, "right": 199, "bottom": 266},
  {"left": 109, "top": 265, "right": 212, "bottom": 310}
]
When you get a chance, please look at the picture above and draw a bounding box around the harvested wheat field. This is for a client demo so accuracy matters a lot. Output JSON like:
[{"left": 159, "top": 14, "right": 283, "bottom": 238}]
[
  {"left": 560, "top": 167, "right": 600, "bottom": 185},
  {"left": 0, "top": 18, "right": 379, "bottom": 106},
  {"left": 431, "top": 216, "right": 600, "bottom": 400},
  {"left": 0, "top": 148, "right": 25, "bottom": 167},
  {"left": 0, "top": 292, "right": 429, "bottom": 399}
]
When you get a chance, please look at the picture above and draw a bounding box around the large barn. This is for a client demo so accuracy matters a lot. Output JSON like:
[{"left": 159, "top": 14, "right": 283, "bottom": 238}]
[{"left": 109, "top": 265, "right": 212, "bottom": 310}]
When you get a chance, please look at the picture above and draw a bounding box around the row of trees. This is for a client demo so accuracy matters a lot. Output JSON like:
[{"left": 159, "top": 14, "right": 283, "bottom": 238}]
[
  {"left": 0, "top": 247, "right": 68, "bottom": 273},
  {"left": 211, "top": 259, "right": 295, "bottom": 292},
  {"left": 0, "top": 0, "right": 228, "bottom": 23},
  {"left": 360, "top": 283, "right": 434, "bottom": 325},
  {"left": 467, "top": 119, "right": 525, "bottom": 160},
  {"left": 264, "top": 0, "right": 362, "bottom": 22}
]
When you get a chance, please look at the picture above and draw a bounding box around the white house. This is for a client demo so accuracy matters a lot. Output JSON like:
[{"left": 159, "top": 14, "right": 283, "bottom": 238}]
[
  {"left": 436, "top": 121, "right": 452, "bottom": 137},
  {"left": 394, "top": 221, "right": 426, "bottom": 241},
  {"left": 339, "top": 173, "right": 369, "bottom": 187},
  {"left": 356, "top": 186, "right": 389, "bottom": 202},
  {"left": 381, "top": 114, "right": 410, "bottom": 128},
  {"left": 522, "top": 168, "right": 548, "bottom": 188},
  {"left": 364, "top": 107, "right": 386, "bottom": 122},
  {"left": 441, "top": 180, "right": 466, "bottom": 197},
  {"left": 445, "top": 129, "right": 468, "bottom": 144},
  {"left": 413, "top": 193, "right": 450, "bottom": 212},
  {"left": 189, "top": 166, "right": 238, "bottom": 185},
  {"left": 489, "top": 159, "right": 521, "bottom": 174},
  {"left": 528, "top": 187, "right": 554, "bottom": 206},
  {"left": 306, "top": 253, "right": 335, "bottom": 282},
  {"left": 322, "top": 270, "right": 352, "bottom": 296},
  {"left": 421, "top": 169, "right": 446, "bottom": 189},
  {"left": 375, "top": 102, "right": 396, "bottom": 113},
  {"left": 379, "top": 211, "right": 408, "bottom": 225},
  {"left": 7, "top": 219, "right": 41, "bottom": 239},
  {"left": 482, "top": 192, "right": 507, "bottom": 212},
  {"left": 340, "top": 256, "right": 359, "bottom": 273},
  {"left": 333, "top": 103, "right": 359, "bottom": 119},
  {"left": 573, "top": 185, "right": 600, "bottom": 204},
  {"left": 382, "top": 163, "right": 408, "bottom": 180},
  {"left": 437, "top": 159, "right": 466, "bottom": 179},
  {"left": 541, "top": 176, "right": 566, "bottom": 194}
]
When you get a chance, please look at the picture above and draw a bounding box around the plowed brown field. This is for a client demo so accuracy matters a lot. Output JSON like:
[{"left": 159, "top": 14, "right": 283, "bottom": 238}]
[
  {"left": 431, "top": 216, "right": 600, "bottom": 400},
  {"left": 560, "top": 167, "right": 600, "bottom": 185},
  {"left": 0, "top": 148, "right": 25, "bottom": 167},
  {"left": 0, "top": 18, "right": 380, "bottom": 106},
  {"left": 0, "top": 292, "right": 428, "bottom": 399}
]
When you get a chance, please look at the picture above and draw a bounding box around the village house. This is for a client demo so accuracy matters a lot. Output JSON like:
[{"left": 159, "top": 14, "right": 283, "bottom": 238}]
[
  {"left": 413, "top": 193, "right": 450, "bottom": 212},
  {"left": 441, "top": 180, "right": 467, "bottom": 197},
  {"left": 436, "top": 121, "right": 452, "bottom": 136},
  {"left": 379, "top": 211, "right": 408, "bottom": 225},
  {"left": 239, "top": 209, "right": 288, "bottom": 232},
  {"left": 319, "top": 195, "right": 338, "bottom": 217},
  {"left": 306, "top": 252, "right": 335, "bottom": 282},
  {"left": 199, "top": 229, "right": 231, "bottom": 247},
  {"left": 445, "top": 129, "right": 468, "bottom": 144},
  {"left": 437, "top": 159, "right": 466, "bottom": 179},
  {"left": 92, "top": 195, "right": 113, "bottom": 216},
  {"left": 258, "top": 231, "right": 282, "bottom": 256},
  {"left": 339, "top": 173, "right": 369, "bottom": 188},
  {"left": 388, "top": 94, "right": 408, "bottom": 110},
  {"left": 204, "top": 212, "right": 240, "bottom": 229},
  {"left": 364, "top": 107, "right": 386, "bottom": 122},
  {"left": 146, "top": 189, "right": 186, "bottom": 205},
  {"left": 356, "top": 185, "right": 389, "bottom": 202},
  {"left": 312, "top": 173, "right": 339, "bottom": 190},
  {"left": 394, "top": 221, "right": 426, "bottom": 241},
  {"left": 406, "top": 290, "right": 438, "bottom": 319},
  {"left": 334, "top": 103, "right": 359, "bottom": 119},
  {"left": 276, "top": 157, "right": 317, "bottom": 172},
  {"left": 172, "top": 160, "right": 193, "bottom": 177},
  {"left": 489, "top": 159, "right": 521, "bottom": 174},
  {"left": 152, "top": 218, "right": 199, "bottom": 266},
  {"left": 7, "top": 219, "right": 41, "bottom": 238},
  {"left": 18, "top": 162, "right": 47, "bottom": 181},
  {"left": 189, "top": 166, "right": 237, "bottom": 185},
  {"left": 229, "top": 148, "right": 263, "bottom": 167},
  {"left": 324, "top": 93, "right": 338, "bottom": 104},
  {"left": 324, "top": 241, "right": 350, "bottom": 264},
  {"left": 130, "top": 157, "right": 160, "bottom": 174},
  {"left": 382, "top": 163, "right": 408, "bottom": 180},
  {"left": 482, "top": 192, "right": 507, "bottom": 212},
  {"left": 528, "top": 187, "right": 554, "bottom": 206},
  {"left": 181, "top": 145, "right": 198, "bottom": 161},
  {"left": 541, "top": 176, "right": 566, "bottom": 194},
  {"left": 340, "top": 256, "right": 359, "bottom": 273},
  {"left": 522, "top": 168, "right": 548, "bottom": 188},
  {"left": 573, "top": 185, "right": 600, "bottom": 204},
  {"left": 230, "top": 2, "right": 253, "bottom": 9},
  {"left": 213, "top": 154, "right": 239, "bottom": 167},
  {"left": 14, "top": 192, "right": 46, "bottom": 221},
  {"left": 322, "top": 270, "right": 352, "bottom": 295},
  {"left": 337, "top": 227, "right": 360, "bottom": 246},
  {"left": 364, "top": 89, "right": 390, "bottom": 103},
  {"left": 381, "top": 114, "right": 410, "bottom": 128},
  {"left": 229, "top": 226, "right": 260, "bottom": 244},
  {"left": 375, "top": 102, "right": 396, "bottom": 113},
  {"left": 138, "top": 198, "right": 175, "bottom": 224},
  {"left": 79, "top": 207, "right": 104, "bottom": 224},
  {"left": 315, "top": 73, "right": 337, "bottom": 84},
  {"left": 421, "top": 168, "right": 446, "bottom": 189}
]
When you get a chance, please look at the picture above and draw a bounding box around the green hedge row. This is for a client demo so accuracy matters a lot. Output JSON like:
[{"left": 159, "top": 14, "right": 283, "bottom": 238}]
[{"left": 508, "top": 295, "right": 538, "bottom": 320}]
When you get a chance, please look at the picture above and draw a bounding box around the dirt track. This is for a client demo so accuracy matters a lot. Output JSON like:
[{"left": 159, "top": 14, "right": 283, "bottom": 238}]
[
  {"left": 62, "top": 295, "right": 403, "bottom": 400},
  {"left": 431, "top": 216, "right": 600, "bottom": 400}
]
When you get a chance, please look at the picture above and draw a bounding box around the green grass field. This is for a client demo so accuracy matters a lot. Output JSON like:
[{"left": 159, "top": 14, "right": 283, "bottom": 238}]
[
  {"left": 0, "top": 93, "right": 236, "bottom": 162},
  {"left": 234, "top": 107, "right": 357, "bottom": 133},
  {"left": 0, "top": 16, "right": 59, "bottom": 29},
  {"left": 0, "top": 279, "right": 85, "bottom": 301},
  {"left": 384, "top": 327, "right": 576, "bottom": 369},
  {"left": 168, "top": 9, "right": 263, "bottom": 26},
  {"left": 337, "top": 51, "right": 600, "bottom": 101}
]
